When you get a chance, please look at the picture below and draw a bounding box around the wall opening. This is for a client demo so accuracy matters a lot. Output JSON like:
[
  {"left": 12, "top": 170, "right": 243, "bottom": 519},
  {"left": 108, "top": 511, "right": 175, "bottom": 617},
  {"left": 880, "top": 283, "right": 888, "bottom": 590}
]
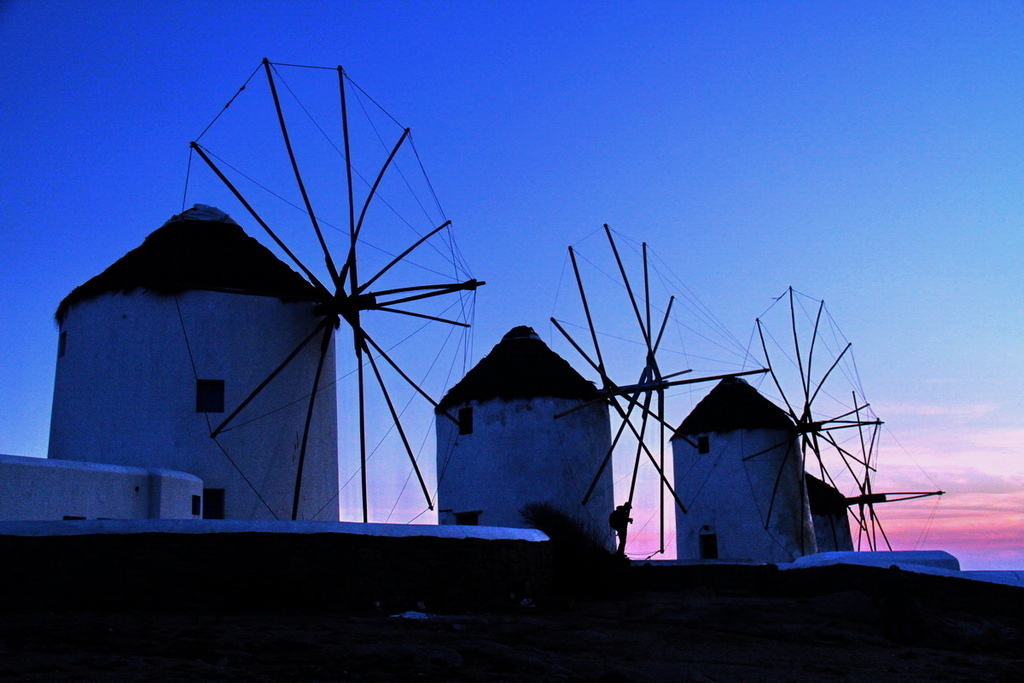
[
  {"left": 458, "top": 406, "right": 474, "bottom": 435},
  {"left": 699, "top": 526, "right": 718, "bottom": 559},
  {"left": 202, "top": 488, "right": 225, "bottom": 519},
  {"left": 697, "top": 435, "right": 710, "bottom": 454},
  {"left": 191, "top": 495, "right": 202, "bottom": 516},
  {"left": 454, "top": 510, "right": 481, "bottom": 525},
  {"left": 196, "top": 379, "right": 225, "bottom": 413},
  {"left": 57, "top": 331, "right": 67, "bottom": 358}
]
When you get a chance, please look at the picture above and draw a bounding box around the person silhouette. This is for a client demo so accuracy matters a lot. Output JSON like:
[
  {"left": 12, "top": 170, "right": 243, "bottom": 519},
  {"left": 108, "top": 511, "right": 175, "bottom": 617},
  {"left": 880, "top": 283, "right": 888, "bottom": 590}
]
[{"left": 608, "top": 502, "right": 633, "bottom": 556}]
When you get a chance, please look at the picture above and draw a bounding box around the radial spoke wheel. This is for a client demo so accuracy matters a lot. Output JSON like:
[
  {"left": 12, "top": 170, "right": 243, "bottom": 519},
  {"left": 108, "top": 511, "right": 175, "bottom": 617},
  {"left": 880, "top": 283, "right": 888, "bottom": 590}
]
[
  {"left": 753, "top": 287, "right": 899, "bottom": 550},
  {"left": 186, "top": 60, "right": 482, "bottom": 522},
  {"left": 552, "top": 225, "right": 766, "bottom": 555}
]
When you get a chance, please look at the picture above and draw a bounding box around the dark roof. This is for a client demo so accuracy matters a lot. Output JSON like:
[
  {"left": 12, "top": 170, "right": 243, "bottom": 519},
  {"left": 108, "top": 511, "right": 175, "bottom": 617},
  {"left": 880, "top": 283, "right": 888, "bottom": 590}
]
[
  {"left": 437, "top": 326, "right": 599, "bottom": 410},
  {"left": 806, "top": 473, "right": 850, "bottom": 516},
  {"left": 672, "top": 376, "right": 793, "bottom": 438},
  {"left": 56, "top": 205, "right": 318, "bottom": 322}
]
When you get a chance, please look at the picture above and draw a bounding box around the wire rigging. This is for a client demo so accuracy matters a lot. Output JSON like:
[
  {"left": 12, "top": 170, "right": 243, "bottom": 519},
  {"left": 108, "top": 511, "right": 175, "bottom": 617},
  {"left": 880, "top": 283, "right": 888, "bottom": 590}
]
[{"left": 193, "top": 62, "right": 264, "bottom": 143}]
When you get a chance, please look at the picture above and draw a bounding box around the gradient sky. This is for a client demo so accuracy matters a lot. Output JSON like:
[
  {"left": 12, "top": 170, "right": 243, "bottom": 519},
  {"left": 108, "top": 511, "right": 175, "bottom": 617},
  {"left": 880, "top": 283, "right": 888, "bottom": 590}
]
[{"left": 2, "top": 1, "right": 1022, "bottom": 569}]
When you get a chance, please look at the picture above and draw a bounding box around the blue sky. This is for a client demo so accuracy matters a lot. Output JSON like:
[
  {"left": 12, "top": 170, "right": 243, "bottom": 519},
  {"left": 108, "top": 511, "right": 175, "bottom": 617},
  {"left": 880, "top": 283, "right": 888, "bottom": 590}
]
[{"left": 2, "top": 1, "right": 1022, "bottom": 568}]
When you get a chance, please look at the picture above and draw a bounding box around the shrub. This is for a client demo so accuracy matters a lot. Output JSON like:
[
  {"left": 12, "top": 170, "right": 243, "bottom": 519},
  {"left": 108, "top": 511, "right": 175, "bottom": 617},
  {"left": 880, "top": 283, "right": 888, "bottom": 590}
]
[{"left": 521, "top": 502, "right": 627, "bottom": 597}]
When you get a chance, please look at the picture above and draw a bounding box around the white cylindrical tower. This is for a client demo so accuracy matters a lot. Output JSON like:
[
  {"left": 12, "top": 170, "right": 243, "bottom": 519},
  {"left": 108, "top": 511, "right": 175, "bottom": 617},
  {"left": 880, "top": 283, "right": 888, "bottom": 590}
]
[
  {"left": 48, "top": 205, "right": 339, "bottom": 521},
  {"left": 671, "top": 377, "right": 816, "bottom": 562},
  {"left": 435, "top": 326, "right": 613, "bottom": 538}
]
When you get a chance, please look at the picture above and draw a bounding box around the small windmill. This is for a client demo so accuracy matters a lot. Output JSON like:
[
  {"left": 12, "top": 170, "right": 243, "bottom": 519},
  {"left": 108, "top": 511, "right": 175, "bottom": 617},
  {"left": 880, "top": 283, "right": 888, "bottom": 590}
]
[
  {"left": 551, "top": 225, "right": 766, "bottom": 554},
  {"left": 188, "top": 59, "right": 482, "bottom": 522},
  {"left": 753, "top": 287, "right": 943, "bottom": 551}
]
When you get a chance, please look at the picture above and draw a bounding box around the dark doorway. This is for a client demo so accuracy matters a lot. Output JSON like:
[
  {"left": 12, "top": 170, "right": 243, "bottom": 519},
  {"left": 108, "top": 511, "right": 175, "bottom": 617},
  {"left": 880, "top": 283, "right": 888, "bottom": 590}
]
[
  {"left": 699, "top": 532, "right": 719, "bottom": 560},
  {"left": 202, "top": 488, "right": 226, "bottom": 519},
  {"left": 454, "top": 510, "right": 481, "bottom": 525}
]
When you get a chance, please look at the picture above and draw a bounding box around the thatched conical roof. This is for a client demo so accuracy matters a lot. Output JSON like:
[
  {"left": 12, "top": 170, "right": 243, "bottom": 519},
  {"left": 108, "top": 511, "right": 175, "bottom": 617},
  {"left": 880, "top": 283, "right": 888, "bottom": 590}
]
[
  {"left": 437, "top": 326, "right": 598, "bottom": 410},
  {"left": 56, "top": 205, "right": 317, "bottom": 322},
  {"left": 672, "top": 376, "right": 793, "bottom": 438}
]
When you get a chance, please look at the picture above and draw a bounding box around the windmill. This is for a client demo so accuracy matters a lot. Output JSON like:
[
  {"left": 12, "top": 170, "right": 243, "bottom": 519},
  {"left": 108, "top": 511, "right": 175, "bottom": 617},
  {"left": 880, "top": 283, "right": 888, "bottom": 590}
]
[
  {"left": 187, "top": 59, "right": 482, "bottom": 522},
  {"left": 753, "top": 287, "right": 943, "bottom": 551},
  {"left": 550, "top": 225, "right": 766, "bottom": 555}
]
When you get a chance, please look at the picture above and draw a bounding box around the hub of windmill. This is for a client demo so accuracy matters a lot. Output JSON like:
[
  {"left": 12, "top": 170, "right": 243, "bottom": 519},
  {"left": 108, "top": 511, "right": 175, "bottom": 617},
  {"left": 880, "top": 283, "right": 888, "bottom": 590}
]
[
  {"left": 317, "top": 292, "right": 378, "bottom": 318},
  {"left": 797, "top": 421, "right": 824, "bottom": 434}
]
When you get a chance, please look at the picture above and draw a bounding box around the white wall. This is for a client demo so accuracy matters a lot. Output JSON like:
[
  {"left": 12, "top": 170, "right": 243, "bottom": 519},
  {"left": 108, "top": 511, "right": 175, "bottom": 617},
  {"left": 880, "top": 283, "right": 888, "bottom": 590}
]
[
  {"left": 0, "top": 453, "right": 201, "bottom": 520},
  {"left": 436, "top": 396, "right": 614, "bottom": 543},
  {"left": 813, "top": 512, "right": 855, "bottom": 553},
  {"left": 673, "top": 428, "right": 816, "bottom": 563},
  {"left": 48, "top": 290, "right": 338, "bottom": 521}
]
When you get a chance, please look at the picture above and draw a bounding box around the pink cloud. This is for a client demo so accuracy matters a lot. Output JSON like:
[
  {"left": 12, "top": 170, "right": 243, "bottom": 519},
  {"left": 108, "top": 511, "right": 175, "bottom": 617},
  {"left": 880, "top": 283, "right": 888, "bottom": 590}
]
[{"left": 877, "top": 491, "right": 1023, "bottom": 569}]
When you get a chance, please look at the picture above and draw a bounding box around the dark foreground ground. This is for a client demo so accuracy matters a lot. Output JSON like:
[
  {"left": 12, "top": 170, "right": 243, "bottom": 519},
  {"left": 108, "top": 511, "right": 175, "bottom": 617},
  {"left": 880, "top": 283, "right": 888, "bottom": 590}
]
[{"left": 1, "top": 566, "right": 1021, "bottom": 682}]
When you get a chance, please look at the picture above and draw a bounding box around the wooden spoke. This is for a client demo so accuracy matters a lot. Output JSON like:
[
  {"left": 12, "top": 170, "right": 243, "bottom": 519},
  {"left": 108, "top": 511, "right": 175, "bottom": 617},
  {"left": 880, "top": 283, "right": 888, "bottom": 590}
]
[
  {"left": 627, "top": 389, "right": 654, "bottom": 504},
  {"left": 263, "top": 59, "right": 340, "bottom": 286},
  {"left": 374, "top": 307, "right": 471, "bottom": 327},
  {"left": 337, "top": 129, "right": 411, "bottom": 292},
  {"left": 211, "top": 318, "right": 331, "bottom": 437},
  {"left": 805, "top": 342, "right": 853, "bottom": 411},
  {"left": 291, "top": 323, "right": 335, "bottom": 520},
  {"left": 338, "top": 65, "right": 356, "bottom": 285},
  {"left": 643, "top": 243, "right": 652, "bottom": 360},
  {"left": 604, "top": 224, "right": 652, "bottom": 352},
  {"left": 189, "top": 143, "right": 331, "bottom": 296},
  {"left": 760, "top": 440, "right": 798, "bottom": 532},
  {"left": 652, "top": 296, "right": 675, "bottom": 355},
  {"left": 361, "top": 339, "right": 433, "bottom": 509},
  {"left": 614, "top": 400, "right": 687, "bottom": 514},
  {"left": 372, "top": 280, "right": 483, "bottom": 307},
  {"left": 356, "top": 339, "right": 368, "bottom": 523},
  {"left": 580, "top": 397, "right": 635, "bottom": 506},
  {"left": 788, "top": 288, "right": 809, "bottom": 412},
  {"left": 740, "top": 436, "right": 796, "bottom": 462},
  {"left": 569, "top": 248, "right": 608, "bottom": 377},
  {"left": 804, "top": 298, "right": 825, "bottom": 402},
  {"left": 361, "top": 330, "right": 451, "bottom": 421},
  {"left": 358, "top": 221, "right": 452, "bottom": 294},
  {"left": 757, "top": 318, "right": 799, "bottom": 421}
]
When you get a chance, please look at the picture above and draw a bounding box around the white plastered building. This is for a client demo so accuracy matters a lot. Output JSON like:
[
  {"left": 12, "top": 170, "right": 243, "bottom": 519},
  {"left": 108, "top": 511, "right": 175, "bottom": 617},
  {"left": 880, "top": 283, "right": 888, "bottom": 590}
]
[
  {"left": 0, "top": 453, "right": 202, "bottom": 521},
  {"left": 39, "top": 205, "right": 339, "bottom": 522},
  {"left": 435, "top": 326, "right": 613, "bottom": 539},
  {"left": 672, "top": 376, "right": 817, "bottom": 562}
]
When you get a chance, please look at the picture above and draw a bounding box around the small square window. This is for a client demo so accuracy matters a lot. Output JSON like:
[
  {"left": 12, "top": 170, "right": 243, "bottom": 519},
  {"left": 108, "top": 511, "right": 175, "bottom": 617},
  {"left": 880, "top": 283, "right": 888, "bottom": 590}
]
[
  {"left": 196, "top": 379, "right": 225, "bottom": 413},
  {"left": 57, "top": 331, "right": 67, "bottom": 358},
  {"left": 697, "top": 435, "right": 710, "bottom": 454},
  {"left": 458, "top": 407, "right": 474, "bottom": 435},
  {"left": 191, "top": 495, "right": 202, "bottom": 516}
]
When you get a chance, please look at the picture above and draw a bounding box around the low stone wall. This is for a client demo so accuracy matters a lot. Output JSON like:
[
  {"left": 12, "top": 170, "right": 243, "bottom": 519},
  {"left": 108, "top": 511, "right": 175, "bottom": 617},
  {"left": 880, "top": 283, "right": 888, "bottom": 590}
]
[{"left": 0, "top": 530, "right": 551, "bottom": 613}]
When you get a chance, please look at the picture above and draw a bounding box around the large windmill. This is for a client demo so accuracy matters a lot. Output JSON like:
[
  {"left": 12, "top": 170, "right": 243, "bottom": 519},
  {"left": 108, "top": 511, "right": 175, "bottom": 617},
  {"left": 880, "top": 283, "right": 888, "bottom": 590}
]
[{"left": 187, "top": 59, "right": 482, "bottom": 522}]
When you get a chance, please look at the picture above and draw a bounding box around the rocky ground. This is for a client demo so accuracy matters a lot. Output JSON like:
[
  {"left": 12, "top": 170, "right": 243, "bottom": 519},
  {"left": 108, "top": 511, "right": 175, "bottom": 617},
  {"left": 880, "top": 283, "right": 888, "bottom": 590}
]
[{"left": 1, "top": 573, "right": 1021, "bottom": 682}]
